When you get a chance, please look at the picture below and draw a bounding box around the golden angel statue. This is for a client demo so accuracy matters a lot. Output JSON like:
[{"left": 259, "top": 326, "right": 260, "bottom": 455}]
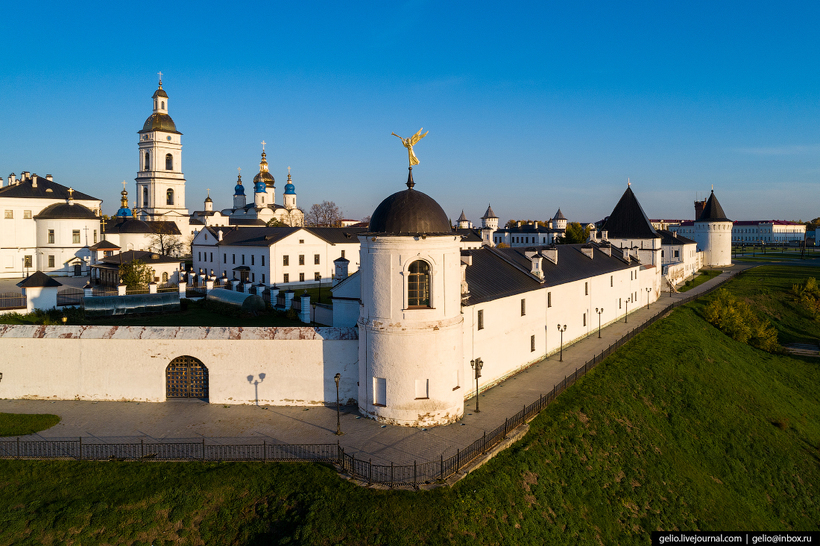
[{"left": 392, "top": 128, "right": 428, "bottom": 167}]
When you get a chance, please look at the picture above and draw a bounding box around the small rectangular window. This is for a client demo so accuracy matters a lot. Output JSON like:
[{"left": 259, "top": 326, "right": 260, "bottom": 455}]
[
  {"left": 521, "top": 298, "right": 526, "bottom": 316},
  {"left": 232, "top": 254, "right": 236, "bottom": 264},
  {"left": 477, "top": 309, "right": 484, "bottom": 330},
  {"left": 414, "top": 379, "right": 429, "bottom": 399},
  {"left": 299, "top": 239, "right": 305, "bottom": 244},
  {"left": 242, "top": 255, "right": 245, "bottom": 265},
  {"left": 262, "top": 273, "right": 266, "bottom": 283},
  {"left": 299, "top": 272, "right": 305, "bottom": 282},
  {"left": 585, "top": 282, "right": 588, "bottom": 295},
  {"left": 251, "top": 255, "right": 255, "bottom": 266},
  {"left": 198, "top": 252, "right": 201, "bottom": 261},
  {"left": 314, "top": 272, "right": 321, "bottom": 281},
  {"left": 314, "top": 254, "right": 320, "bottom": 265},
  {"left": 283, "top": 255, "right": 289, "bottom": 266},
  {"left": 531, "top": 335, "right": 536, "bottom": 352},
  {"left": 252, "top": 272, "right": 255, "bottom": 282},
  {"left": 283, "top": 273, "right": 289, "bottom": 283},
  {"left": 610, "top": 275, "right": 613, "bottom": 287},
  {"left": 374, "top": 377, "right": 387, "bottom": 406},
  {"left": 548, "top": 292, "right": 552, "bottom": 308},
  {"left": 299, "top": 255, "right": 305, "bottom": 266},
  {"left": 223, "top": 254, "right": 227, "bottom": 263},
  {"left": 48, "top": 230, "right": 55, "bottom": 244},
  {"left": 48, "top": 255, "right": 55, "bottom": 268},
  {"left": 23, "top": 210, "right": 31, "bottom": 219},
  {"left": 72, "top": 230, "right": 80, "bottom": 244},
  {"left": 619, "top": 298, "right": 622, "bottom": 309},
  {"left": 210, "top": 252, "right": 213, "bottom": 262},
  {"left": 93, "top": 230, "right": 97, "bottom": 244},
  {"left": 262, "top": 255, "right": 265, "bottom": 266},
  {"left": 4, "top": 210, "right": 12, "bottom": 219},
  {"left": 583, "top": 313, "right": 586, "bottom": 327}
]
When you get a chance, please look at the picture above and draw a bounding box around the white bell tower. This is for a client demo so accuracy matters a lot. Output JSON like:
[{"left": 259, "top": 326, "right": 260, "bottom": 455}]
[{"left": 135, "top": 73, "right": 189, "bottom": 228}]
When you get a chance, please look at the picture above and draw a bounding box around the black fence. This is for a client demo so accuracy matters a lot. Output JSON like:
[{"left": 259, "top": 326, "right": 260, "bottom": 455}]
[
  {"left": 0, "top": 292, "right": 27, "bottom": 310},
  {"left": 56, "top": 288, "right": 84, "bottom": 307},
  {"left": 0, "top": 438, "right": 338, "bottom": 463},
  {"left": 0, "top": 271, "right": 740, "bottom": 488}
]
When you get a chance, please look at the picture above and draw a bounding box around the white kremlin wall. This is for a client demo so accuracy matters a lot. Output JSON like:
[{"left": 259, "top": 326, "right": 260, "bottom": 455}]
[{"left": 0, "top": 326, "right": 358, "bottom": 406}]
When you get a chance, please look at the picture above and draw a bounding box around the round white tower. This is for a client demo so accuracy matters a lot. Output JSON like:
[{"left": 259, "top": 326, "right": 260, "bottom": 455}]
[
  {"left": 695, "top": 190, "right": 732, "bottom": 267},
  {"left": 480, "top": 204, "right": 498, "bottom": 246},
  {"left": 551, "top": 208, "right": 567, "bottom": 231},
  {"left": 204, "top": 189, "right": 213, "bottom": 212},
  {"left": 358, "top": 168, "right": 464, "bottom": 427},
  {"left": 457, "top": 210, "right": 470, "bottom": 229}
]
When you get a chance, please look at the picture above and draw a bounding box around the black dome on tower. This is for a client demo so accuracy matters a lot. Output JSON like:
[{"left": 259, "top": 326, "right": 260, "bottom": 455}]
[{"left": 368, "top": 169, "right": 451, "bottom": 235}]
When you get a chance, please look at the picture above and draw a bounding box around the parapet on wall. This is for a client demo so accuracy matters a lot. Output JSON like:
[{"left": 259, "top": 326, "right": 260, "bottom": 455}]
[{"left": 0, "top": 325, "right": 359, "bottom": 406}]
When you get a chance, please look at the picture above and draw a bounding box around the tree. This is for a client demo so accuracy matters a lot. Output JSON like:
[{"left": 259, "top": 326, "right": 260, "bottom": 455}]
[
  {"left": 266, "top": 218, "right": 288, "bottom": 227},
  {"left": 555, "top": 222, "right": 590, "bottom": 244},
  {"left": 148, "top": 224, "right": 184, "bottom": 257},
  {"left": 306, "top": 201, "right": 342, "bottom": 227},
  {"left": 119, "top": 259, "right": 153, "bottom": 289}
]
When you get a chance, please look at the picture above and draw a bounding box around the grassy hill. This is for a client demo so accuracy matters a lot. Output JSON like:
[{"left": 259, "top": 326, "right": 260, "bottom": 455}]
[{"left": 0, "top": 266, "right": 818, "bottom": 545}]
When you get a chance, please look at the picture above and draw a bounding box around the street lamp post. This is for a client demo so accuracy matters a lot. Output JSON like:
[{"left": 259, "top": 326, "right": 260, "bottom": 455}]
[
  {"left": 625, "top": 296, "right": 630, "bottom": 323},
  {"left": 557, "top": 324, "right": 567, "bottom": 362},
  {"left": 595, "top": 308, "right": 603, "bottom": 338},
  {"left": 334, "top": 373, "right": 342, "bottom": 435},
  {"left": 646, "top": 287, "right": 651, "bottom": 309},
  {"left": 470, "top": 358, "right": 483, "bottom": 412}
]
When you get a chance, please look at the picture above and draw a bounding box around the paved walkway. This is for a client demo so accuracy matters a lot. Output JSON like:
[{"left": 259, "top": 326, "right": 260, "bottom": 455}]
[{"left": 0, "top": 265, "right": 753, "bottom": 465}]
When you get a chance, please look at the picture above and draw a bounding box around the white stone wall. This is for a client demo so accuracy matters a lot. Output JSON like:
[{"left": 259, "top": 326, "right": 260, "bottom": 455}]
[
  {"left": 0, "top": 326, "right": 358, "bottom": 406},
  {"left": 461, "top": 262, "right": 650, "bottom": 396}
]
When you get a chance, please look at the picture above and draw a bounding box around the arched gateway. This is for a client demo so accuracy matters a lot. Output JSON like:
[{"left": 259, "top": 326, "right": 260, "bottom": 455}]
[{"left": 166, "top": 356, "right": 209, "bottom": 400}]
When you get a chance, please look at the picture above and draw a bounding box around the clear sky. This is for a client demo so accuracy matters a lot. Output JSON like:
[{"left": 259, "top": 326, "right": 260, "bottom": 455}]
[{"left": 2, "top": 1, "right": 819, "bottom": 225}]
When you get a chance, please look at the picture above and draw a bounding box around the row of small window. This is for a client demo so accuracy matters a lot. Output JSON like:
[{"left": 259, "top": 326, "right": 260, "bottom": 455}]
[
  {"left": 46, "top": 229, "right": 98, "bottom": 245},
  {"left": 225, "top": 271, "right": 321, "bottom": 283},
  {"left": 5, "top": 210, "right": 32, "bottom": 219},
  {"left": 660, "top": 250, "right": 681, "bottom": 258}
]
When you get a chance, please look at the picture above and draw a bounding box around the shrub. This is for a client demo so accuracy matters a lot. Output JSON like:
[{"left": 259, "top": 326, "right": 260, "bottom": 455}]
[
  {"left": 793, "top": 277, "right": 820, "bottom": 319},
  {"left": 704, "top": 289, "right": 781, "bottom": 352}
]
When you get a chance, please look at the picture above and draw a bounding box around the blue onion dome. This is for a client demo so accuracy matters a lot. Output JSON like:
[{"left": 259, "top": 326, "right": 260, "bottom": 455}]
[
  {"left": 284, "top": 172, "right": 296, "bottom": 195},
  {"left": 234, "top": 172, "right": 245, "bottom": 196},
  {"left": 254, "top": 179, "right": 267, "bottom": 193},
  {"left": 253, "top": 150, "right": 275, "bottom": 188}
]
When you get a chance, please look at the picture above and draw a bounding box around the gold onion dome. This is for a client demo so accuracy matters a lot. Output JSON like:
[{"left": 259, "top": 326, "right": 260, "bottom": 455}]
[{"left": 253, "top": 151, "right": 275, "bottom": 187}]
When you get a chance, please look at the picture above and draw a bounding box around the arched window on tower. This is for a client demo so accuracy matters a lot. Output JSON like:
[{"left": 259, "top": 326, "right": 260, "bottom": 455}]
[
  {"left": 407, "top": 260, "right": 431, "bottom": 308},
  {"left": 161, "top": 101, "right": 165, "bottom": 110},
  {"left": 165, "top": 154, "right": 173, "bottom": 171},
  {"left": 142, "top": 187, "right": 148, "bottom": 207},
  {"left": 144, "top": 152, "right": 150, "bottom": 171},
  {"left": 166, "top": 188, "right": 174, "bottom": 206}
]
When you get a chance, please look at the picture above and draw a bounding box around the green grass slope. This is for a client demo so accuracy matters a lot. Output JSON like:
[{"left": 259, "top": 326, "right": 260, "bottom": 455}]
[
  {"left": 0, "top": 267, "right": 818, "bottom": 545},
  {"left": 0, "top": 413, "right": 60, "bottom": 437}
]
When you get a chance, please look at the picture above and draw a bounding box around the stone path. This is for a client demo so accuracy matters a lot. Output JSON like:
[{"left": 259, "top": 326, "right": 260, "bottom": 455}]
[{"left": 0, "top": 266, "right": 752, "bottom": 466}]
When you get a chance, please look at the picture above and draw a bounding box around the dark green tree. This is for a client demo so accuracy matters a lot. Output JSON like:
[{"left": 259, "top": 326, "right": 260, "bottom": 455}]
[
  {"left": 556, "top": 222, "right": 590, "bottom": 244},
  {"left": 119, "top": 259, "right": 153, "bottom": 289}
]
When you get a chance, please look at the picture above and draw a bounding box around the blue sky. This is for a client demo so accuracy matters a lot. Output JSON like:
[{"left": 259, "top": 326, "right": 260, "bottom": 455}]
[{"left": 2, "top": 1, "right": 819, "bottom": 224}]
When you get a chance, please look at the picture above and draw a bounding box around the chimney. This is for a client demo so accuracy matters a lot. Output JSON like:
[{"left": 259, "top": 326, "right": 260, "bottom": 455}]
[
  {"left": 517, "top": 221, "right": 522, "bottom": 228},
  {"left": 333, "top": 256, "right": 350, "bottom": 286},
  {"left": 581, "top": 244, "right": 594, "bottom": 259},
  {"left": 598, "top": 242, "right": 611, "bottom": 257},
  {"left": 31, "top": 175, "right": 37, "bottom": 188},
  {"left": 217, "top": 229, "right": 223, "bottom": 241},
  {"left": 601, "top": 230, "right": 608, "bottom": 240},
  {"left": 460, "top": 251, "right": 472, "bottom": 299},
  {"left": 543, "top": 246, "right": 558, "bottom": 265},
  {"left": 21, "top": 171, "right": 30, "bottom": 182},
  {"left": 621, "top": 248, "right": 631, "bottom": 262},
  {"left": 524, "top": 250, "right": 544, "bottom": 280},
  {"left": 46, "top": 174, "right": 53, "bottom": 181}
]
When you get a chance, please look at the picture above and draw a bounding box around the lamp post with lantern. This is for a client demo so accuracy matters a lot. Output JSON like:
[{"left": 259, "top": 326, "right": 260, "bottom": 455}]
[
  {"left": 557, "top": 324, "right": 567, "bottom": 362},
  {"left": 470, "top": 358, "right": 483, "bottom": 412},
  {"left": 595, "top": 308, "right": 603, "bottom": 338}
]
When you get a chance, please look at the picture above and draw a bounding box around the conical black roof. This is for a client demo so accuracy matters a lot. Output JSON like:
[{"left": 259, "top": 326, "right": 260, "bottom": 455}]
[
  {"left": 602, "top": 186, "right": 658, "bottom": 239},
  {"left": 697, "top": 190, "right": 730, "bottom": 222},
  {"left": 457, "top": 210, "right": 468, "bottom": 222}
]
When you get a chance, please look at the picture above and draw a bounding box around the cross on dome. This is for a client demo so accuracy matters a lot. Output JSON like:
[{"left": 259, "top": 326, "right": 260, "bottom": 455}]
[
  {"left": 157, "top": 71, "right": 163, "bottom": 87},
  {"left": 261, "top": 140, "right": 266, "bottom": 151}
]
